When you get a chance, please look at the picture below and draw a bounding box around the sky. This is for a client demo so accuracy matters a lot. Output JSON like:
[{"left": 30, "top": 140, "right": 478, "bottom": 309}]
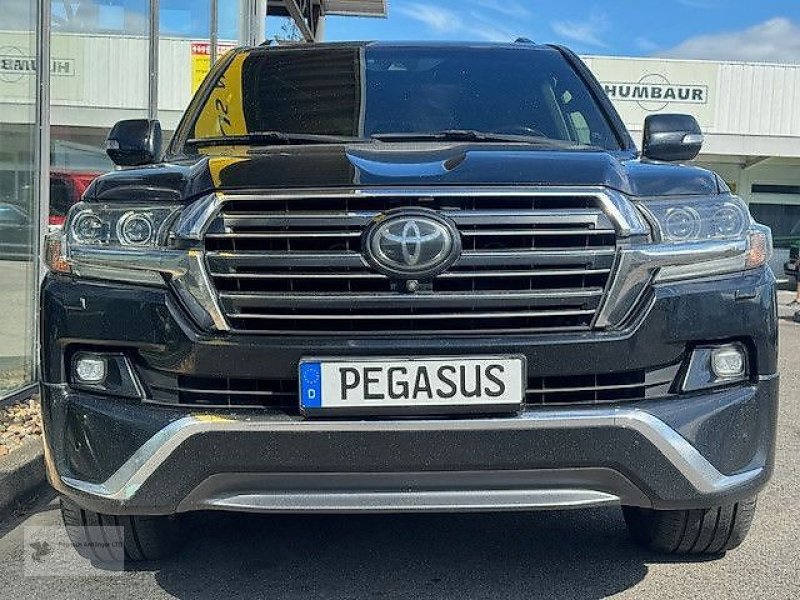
[{"left": 323, "top": 1, "right": 800, "bottom": 63}]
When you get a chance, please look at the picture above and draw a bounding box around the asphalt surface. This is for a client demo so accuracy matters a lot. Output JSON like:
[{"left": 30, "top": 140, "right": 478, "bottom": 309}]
[{"left": 0, "top": 293, "right": 798, "bottom": 599}]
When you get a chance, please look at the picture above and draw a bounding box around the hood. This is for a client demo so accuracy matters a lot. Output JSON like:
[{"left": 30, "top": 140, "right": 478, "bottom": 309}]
[{"left": 85, "top": 143, "right": 722, "bottom": 203}]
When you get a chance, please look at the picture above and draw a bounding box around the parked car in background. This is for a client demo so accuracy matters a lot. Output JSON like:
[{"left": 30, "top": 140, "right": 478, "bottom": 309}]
[
  {"left": 0, "top": 202, "right": 31, "bottom": 260},
  {"left": 0, "top": 170, "right": 101, "bottom": 260},
  {"left": 49, "top": 170, "right": 101, "bottom": 227}
]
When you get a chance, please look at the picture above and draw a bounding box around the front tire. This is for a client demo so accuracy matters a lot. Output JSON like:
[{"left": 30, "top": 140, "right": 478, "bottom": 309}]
[
  {"left": 623, "top": 497, "right": 757, "bottom": 555},
  {"left": 60, "top": 498, "right": 186, "bottom": 562}
]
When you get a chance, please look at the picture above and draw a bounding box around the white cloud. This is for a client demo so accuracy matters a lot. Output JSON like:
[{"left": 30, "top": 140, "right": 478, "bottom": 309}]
[
  {"left": 660, "top": 17, "right": 800, "bottom": 63},
  {"left": 551, "top": 11, "right": 609, "bottom": 48},
  {"left": 468, "top": 0, "right": 533, "bottom": 21},
  {"left": 395, "top": 2, "right": 519, "bottom": 42},
  {"left": 635, "top": 36, "right": 659, "bottom": 53},
  {"left": 395, "top": 4, "right": 463, "bottom": 34}
]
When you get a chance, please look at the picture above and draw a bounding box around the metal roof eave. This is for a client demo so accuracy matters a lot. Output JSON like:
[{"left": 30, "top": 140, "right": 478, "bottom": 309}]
[{"left": 322, "top": 0, "right": 388, "bottom": 17}]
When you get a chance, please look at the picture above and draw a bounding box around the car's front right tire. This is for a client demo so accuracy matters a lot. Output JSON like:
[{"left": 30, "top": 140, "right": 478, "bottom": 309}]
[
  {"left": 623, "top": 497, "right": 758, "bottom": 555},
  {"left": 60, "top": 498, "right": 186, "bottom": 562}
]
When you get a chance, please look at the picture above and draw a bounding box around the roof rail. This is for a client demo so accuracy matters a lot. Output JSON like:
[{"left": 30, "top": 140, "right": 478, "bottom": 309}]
[{"left": 514, "top": 37, "right": 536, "bottom": 44}]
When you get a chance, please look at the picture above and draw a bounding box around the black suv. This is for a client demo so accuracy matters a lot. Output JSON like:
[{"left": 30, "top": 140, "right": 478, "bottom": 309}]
[{"left": 42, "top": 42, "right": 778, "bottom": 561}]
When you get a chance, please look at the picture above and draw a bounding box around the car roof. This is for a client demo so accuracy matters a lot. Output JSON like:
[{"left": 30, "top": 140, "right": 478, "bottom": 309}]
[{"left": 253, "top": 40, "right": 559, "bottom": 53}]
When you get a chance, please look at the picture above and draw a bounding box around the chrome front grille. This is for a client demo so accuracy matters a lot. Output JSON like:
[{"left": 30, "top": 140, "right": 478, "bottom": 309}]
[{"left": 203, "top": 192, "right": 619, "bottom": 335}]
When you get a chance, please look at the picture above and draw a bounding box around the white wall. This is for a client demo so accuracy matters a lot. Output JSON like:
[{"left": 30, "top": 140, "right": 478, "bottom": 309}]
[{"left": 585, "top": 55, "right": 800, "bottom": 158}]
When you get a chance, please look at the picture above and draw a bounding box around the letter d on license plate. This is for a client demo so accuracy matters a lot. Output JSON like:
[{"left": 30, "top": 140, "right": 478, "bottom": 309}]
[{"left": 299, "top": 356, "right": 525, "bottom": 415}]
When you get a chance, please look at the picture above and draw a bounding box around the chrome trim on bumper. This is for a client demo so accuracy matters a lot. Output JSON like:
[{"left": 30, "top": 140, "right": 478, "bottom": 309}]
[
  {"left": 187, "top": 488, "right": 622, "bottom": 513},
  {"left": 57, "top": 407, "right": 763, "bottom": 505}
]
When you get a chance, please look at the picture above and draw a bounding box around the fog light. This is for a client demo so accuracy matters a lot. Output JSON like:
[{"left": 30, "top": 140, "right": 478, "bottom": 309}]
[
  {"left": 683, "top": 343, "right": 749, "bottom": 392},
  {"left": 74, "top": 356, "right": 107, "bottom": 384},
  {"left": 711, "top": 346, "right": 746, "bottom": 379}
]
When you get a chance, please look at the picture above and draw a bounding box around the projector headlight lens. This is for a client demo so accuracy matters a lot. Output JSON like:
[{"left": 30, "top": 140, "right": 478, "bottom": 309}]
[
  {"left": 639, "top": 196, "right": 751, "bottom": 244},
  {"left": 72, "top": 212, "right": 108, "bottom": 245},
  {"left": 712, "top": 204, "right": 747, "bottom": 238},
  {"left": 664, "top": 207, "right": 701, "bottom": 241},
  {"left": 118, "top": 212, "right": 155, "bottom": 246}
]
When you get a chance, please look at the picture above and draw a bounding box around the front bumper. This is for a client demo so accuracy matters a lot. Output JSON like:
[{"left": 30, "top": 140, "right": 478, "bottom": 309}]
[
  {"left": 40, "top": 268, "right": 779, "bottom": 516},
  {"left": 42, "top": 378, "right": 777, "bottom": 516}
]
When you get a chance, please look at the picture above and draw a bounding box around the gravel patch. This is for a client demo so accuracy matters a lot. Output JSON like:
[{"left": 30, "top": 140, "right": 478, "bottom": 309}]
[{"left": 0, "top": 396, "right": 42, "bottom": 458}]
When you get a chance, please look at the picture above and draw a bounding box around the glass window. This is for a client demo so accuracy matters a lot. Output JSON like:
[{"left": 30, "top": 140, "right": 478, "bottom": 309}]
[
  {"left": 184, "top": 45, "right": 622, "bottom": 151},
  {"left": 749, "top": 203, "right": 800, "bottom": 248},
  {"left": 0, "top": 1, "right": 37, "bottom": 395},
  {"left": 51, "top": 0, "right": 149, "bottom": 35},
  {"left": 49, "top": 1, "right": 152, "bottom": 225}
]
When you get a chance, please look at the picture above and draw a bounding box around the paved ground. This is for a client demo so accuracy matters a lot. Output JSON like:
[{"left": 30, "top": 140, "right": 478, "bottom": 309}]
[{"left": 0, "top": 293, "right": 798, "bottom": 599}]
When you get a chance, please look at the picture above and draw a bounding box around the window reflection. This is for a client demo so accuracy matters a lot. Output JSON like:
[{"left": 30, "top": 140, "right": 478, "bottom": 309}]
[
  {"left": 52, "top": 0, "right": 149, "bottom": 35},
  {"left": 0, "top": 2, "right": 37, "bottom": 394}
]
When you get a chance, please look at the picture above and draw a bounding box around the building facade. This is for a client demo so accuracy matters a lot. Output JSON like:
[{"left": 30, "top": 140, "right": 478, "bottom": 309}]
[
  {"left": 0, "top": 3, "right": 796, "bottom": 400},
  {"left": 586, "top": 55, "right": 800, "bottom": 246}
]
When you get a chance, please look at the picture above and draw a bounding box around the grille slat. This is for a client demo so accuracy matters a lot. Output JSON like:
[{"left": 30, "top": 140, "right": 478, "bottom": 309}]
[
  {"left": 218, "top": 209, "right": 608, "bottom": 227},
  {"left": 207, "top": 251, "right": 366, "bottom": 271},
  {"left": 457, "top": 249, "right": 616, "bottom": 268},
  {"left": 226, "top": 309, "right": 598, "bottom": 321},
  {"left": 203, "top": 193, "right": 618, "bottom": 334},
  {"left": 209, "top": 268, "right": 612, "bottom": 281},
  {"left": 220, "top": 289, "right": 604, "bottom": 310}
]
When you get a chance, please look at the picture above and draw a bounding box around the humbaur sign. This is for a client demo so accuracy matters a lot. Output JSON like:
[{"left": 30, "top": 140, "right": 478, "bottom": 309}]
[
  {"left": 0, "top": 46, "right": 75, "bottom": 84},
  {"left": 602, "top": 73, "right": 708, "bottom": 112}
]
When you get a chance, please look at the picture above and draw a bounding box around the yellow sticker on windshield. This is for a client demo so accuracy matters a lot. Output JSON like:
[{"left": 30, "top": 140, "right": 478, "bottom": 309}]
[{"left": 194, "top": 51, "right": 249, "bottom": 139}]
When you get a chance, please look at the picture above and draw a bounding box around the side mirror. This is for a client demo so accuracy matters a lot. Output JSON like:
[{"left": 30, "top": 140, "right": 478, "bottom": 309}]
[
  {"left": 642, "top": 114, "right": 703, "bottom": 162},
  {"left": 105, "top": 119, "right": 163, "bottom": 167}
]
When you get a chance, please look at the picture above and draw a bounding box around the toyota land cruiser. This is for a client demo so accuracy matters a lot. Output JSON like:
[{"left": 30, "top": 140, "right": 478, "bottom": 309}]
[{"left": 41, "top": 41, "right": 778, "bottom": 561}]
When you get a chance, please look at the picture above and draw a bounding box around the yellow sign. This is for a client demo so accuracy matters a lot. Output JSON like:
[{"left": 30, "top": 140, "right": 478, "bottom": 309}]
[
  {"left": 193, "top": 50, "right": 249, "bottom": 139},
  {"left": 191, "top": 41, "right": 237, "bottom": 94}
]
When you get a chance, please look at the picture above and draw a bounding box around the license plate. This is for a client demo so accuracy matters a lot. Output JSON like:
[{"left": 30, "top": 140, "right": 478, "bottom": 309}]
[{"left": 299, "top": 356, "right": 525, "bottom": 415}]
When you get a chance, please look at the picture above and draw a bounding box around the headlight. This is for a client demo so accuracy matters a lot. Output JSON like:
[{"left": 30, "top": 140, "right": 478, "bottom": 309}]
[
  {"left": 46, "top": 202, "right": 183, "bottom": 283},
  {"left": 68, "top": 203, "right": 181, "bottom": 248},
  {"left": 635, "top": 195, "right": 772, "bottom": 282},
  {"left": 44, "top": 194, "right": 229, "bottom": 331},
  {"left": 639, "top": 196, "right": 750, "bottom": 243}
]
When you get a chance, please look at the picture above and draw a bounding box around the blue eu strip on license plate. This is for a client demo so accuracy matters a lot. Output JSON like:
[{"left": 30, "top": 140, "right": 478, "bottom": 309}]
[{"left": 300, "top": 362, "right": 323, "bottom": 409}]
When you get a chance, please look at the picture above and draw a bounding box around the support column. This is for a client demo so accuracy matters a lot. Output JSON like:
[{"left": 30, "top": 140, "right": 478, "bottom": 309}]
[
  {"left": 210, "top": 0, "right": 219, "bottom": 64},
  {"left": 148, "top": 0, "right": 160, "bottom": 120},
  {"left": 240, "top": 0, "right": 268, "bottom": 46},
  {"left": 34, "top": 0, "right": 52, "bottom": 380}
]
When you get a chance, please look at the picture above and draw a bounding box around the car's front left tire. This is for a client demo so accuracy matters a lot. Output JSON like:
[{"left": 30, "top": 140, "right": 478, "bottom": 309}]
[
  {"left": 622, "top": 497, "right": 758, "bottom": 555},
  {"left": 60, "top": 498, "right": 187, "bottom": 562}
]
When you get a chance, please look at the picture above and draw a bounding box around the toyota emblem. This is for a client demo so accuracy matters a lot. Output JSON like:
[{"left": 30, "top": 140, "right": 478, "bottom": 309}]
[{"left": 363, "top": 209, "right": 461, "bottom": 279}]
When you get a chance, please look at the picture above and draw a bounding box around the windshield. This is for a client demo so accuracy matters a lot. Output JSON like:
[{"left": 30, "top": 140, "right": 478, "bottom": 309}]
[{"left": 183, "top": 45, "right": 622, "bottom": 152}]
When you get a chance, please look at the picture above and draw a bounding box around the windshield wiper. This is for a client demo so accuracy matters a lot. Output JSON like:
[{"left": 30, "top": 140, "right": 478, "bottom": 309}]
[
  {"left": 371, "top": 129, "right": 588, "bottom": 147},
  {"left": 185, "top": 131, "right": 364, "bottom": 148}
]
